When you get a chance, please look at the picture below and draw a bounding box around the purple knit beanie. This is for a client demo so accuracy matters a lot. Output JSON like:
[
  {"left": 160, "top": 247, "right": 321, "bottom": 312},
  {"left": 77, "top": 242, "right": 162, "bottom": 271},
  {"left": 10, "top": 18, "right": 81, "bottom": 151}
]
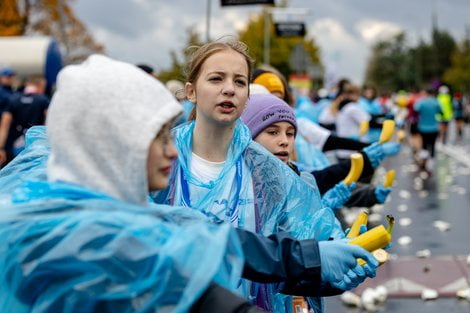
[{"left": 241, "top": 93, "right": 297, "bottom": 139}]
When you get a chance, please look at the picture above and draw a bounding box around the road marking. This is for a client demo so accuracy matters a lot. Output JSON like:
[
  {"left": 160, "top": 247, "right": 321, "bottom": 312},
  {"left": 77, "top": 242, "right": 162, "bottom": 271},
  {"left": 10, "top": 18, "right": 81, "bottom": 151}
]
[{"left": 437, "top": 143, "right": 470, "bottom": 168}]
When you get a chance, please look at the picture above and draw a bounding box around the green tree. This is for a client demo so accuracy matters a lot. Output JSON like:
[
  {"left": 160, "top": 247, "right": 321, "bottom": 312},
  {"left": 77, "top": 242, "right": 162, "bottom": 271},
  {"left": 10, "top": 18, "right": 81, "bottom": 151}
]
[
  {"left": 365, "top": 29, "right": 457, "bottom": 92},
  {"left": 157, "top": 27, "right": 204, "bottom": 82},
  {"left": 238, "top": 10, "right": 321, "bottom": 79},
  {"left": 364, "top": 32, "right": 413, "bottom": 93},
  {"left": 444, "top": 39, "right": 470, "bottom": 93},
  {"left": 408, "top": 40, "right": 435, "bottom": 88},
  {"left": 431, "top": 28, "right": 456, "bottom": 80}
]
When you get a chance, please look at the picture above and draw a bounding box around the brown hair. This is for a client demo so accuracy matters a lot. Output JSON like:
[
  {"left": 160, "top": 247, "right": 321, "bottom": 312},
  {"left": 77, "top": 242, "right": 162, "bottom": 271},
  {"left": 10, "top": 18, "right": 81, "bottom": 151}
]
[{"left": 185, "top": 38, "right": 254, "bottom": 120}]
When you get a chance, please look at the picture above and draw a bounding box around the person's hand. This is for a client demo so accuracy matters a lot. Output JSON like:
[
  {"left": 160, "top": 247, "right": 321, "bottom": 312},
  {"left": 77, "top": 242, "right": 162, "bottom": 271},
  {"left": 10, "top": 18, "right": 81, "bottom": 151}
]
[
  {"left": 374, "top": 185, "right": 392, "bottom": 204},
  {"left": 0, "top": 149, "right": 7, "bottom": 166},
  {"left": 318, "top": 240, "right": 378, "bottom": 287},
  {"left": 322, "top": 182, "right": 355, "bottom": 211},
  {"left": 331, "top": 262, "right": 377, "bottom": 290},
  {"left": 381, "top": 142, "right": 401, "bottom": 157},
  {"left": 363, "top": 142, "right": 401, "bottom": 168}
]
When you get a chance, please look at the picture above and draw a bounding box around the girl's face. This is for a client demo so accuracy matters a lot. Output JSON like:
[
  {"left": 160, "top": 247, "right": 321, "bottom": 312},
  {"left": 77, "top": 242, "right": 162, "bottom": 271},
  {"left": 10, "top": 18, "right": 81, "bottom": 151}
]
[
  {"left": 147, "top": 122, "right": 178, "bottom": 191},
  {"left": 185, "top": 50, "right": 249, "bottom": 126},
  {"left": 254, "top": 122, "right": 295, "bottom": 163}
]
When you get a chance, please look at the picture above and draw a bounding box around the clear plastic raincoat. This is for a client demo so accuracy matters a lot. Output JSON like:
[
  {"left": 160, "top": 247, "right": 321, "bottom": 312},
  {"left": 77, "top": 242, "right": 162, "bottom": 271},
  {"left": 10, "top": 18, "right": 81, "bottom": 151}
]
[
  {"left": 0, "top": 127, "right": 244, "bottom": 313},
  {"left": 154, "top": 120, "right": 344, "bottom": 313},
  {"left": 0, "top": 54, "right": 246, "bottom": 313}
]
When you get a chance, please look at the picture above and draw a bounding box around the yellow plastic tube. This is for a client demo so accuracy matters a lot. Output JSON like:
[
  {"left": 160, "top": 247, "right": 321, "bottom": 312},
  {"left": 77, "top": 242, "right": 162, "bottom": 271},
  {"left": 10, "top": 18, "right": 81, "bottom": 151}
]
[{"left": 343, "top": 153, "right": 364, "bottom": 186}]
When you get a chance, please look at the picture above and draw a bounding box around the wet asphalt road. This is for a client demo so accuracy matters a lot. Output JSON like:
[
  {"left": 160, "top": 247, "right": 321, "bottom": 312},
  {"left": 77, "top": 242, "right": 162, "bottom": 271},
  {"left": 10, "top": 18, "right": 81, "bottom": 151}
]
[{"left": 325, "top": 123, "right": 470, "bottom": 313}]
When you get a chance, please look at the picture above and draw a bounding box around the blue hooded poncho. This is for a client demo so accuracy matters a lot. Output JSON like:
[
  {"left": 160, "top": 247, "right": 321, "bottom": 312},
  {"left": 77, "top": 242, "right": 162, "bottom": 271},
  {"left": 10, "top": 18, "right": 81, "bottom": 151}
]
[
  {"left": 0, "top": 55, "right": 244, "bottom": 313},
  {"left": 154, "top": 120, "right": 344, "bottom": 313}
]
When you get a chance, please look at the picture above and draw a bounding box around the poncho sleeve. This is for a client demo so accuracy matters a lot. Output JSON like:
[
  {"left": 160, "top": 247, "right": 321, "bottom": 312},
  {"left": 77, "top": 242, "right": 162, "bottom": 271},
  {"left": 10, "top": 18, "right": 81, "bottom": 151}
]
[{"left": 0, "top": 194, "right": 244, "bottom": 313}]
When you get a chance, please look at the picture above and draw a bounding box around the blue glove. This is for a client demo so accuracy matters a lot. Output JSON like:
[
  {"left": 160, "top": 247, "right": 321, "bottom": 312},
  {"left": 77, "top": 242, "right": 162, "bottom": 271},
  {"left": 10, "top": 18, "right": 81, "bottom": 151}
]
[
  {"left": 332, "top": 263, "right": 376, "bottom": 290},
  {"left": 322, "top": 182, "right": 355, "bottom": 211},
  {"left": 381, "top": 142, "right": 401, "bottom": 157},
  {"left": 363, "top": 142, "right": 401, "bottom": 168},
  {"left": 374, "top": 185, "right": 392, "bottom": 203},
  {"left": 344, "top": 224, "right": 367, "bottom": 237},
  {"left": 318, "top": 240, "right": 379, "bottom": 286}
]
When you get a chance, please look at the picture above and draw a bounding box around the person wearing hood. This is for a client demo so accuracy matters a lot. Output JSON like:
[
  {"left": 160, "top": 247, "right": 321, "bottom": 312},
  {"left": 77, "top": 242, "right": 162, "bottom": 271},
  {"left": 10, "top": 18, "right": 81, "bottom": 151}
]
[
  {"left": 0, "top": 55, "right": 380, "bottom": 313},
  {"left": 0, "top": 55, "right": 259, "bottom": 313},
  {"left": 153, "top": 39, "right": 378, "bottom": 313},
  {"left": 241, "top": 93, "right": 395, "bottom": 210}
]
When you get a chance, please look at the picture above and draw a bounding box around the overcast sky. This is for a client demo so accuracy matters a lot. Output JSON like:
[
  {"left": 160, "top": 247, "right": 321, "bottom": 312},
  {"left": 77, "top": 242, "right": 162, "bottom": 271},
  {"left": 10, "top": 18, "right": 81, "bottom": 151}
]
[{"left": 72, "top": 0, "right": 470, "bottom": 84}]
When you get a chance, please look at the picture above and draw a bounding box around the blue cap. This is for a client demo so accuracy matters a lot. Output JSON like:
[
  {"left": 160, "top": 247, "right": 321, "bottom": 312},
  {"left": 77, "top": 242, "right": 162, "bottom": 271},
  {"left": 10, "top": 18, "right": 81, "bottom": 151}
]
[{"left": 0, "top": 67, "right": 15, "bottom": 76}]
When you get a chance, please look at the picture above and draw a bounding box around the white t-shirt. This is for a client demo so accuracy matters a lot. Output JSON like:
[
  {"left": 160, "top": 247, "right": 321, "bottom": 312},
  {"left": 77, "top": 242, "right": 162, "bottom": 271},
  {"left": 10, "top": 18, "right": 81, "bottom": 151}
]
[
  {"left": 335, "top": 102, "right": 370, "bottom": 158},
  {"left": 190, "top": 152, "right": 225, "bottom": 183},
  {"left": 187, "top": 152, "right": 256, "bottom": 232},
  {"left": 297, "top": 117, "right": 331, "bottom": 150},
  {"left": 318, "top": 105, "right": 336, "bottom": 125}
]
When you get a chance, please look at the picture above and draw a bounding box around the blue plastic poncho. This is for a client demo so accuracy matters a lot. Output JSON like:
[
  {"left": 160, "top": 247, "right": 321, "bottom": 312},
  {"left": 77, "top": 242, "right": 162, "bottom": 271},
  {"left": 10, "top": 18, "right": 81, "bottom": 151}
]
[
  {"left": 295, "top": 96, "right": 330, "bottom": 124},
  {"left": 0, "top": 127, "right": 49, "bottom": 200},
  {"left": 294, "top": 135, "right": 331, "bottom": 171},
  {"left": 0, "top": 53, "right": 247, "bottom": 313},
  {"left": 0, "top": 127, "right": 244, "bottom": 313},
  {"left": 154, "top": 120, "right": 344, "bottom": 313}
]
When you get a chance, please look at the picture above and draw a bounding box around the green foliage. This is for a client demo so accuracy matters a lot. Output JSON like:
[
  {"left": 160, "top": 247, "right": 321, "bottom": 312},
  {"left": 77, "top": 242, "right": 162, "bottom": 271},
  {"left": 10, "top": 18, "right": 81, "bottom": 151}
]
[
  {"left": 364, "top": 32, "right": 414, "bottom": 93},
  {"left": 157, "top": 27, "right": 204, "bottom": 83},
  {"left": 159, "top": 12, "right": 322, "bottom": 83},
  {"left": 238, "top": 10, "right": 321, "bottom": 79},
  {"left": 444, "top": 39, "right": 470, "bottom": 93},
  {"left": 365, "top": 29, "right": 458, "bottom": 93}
]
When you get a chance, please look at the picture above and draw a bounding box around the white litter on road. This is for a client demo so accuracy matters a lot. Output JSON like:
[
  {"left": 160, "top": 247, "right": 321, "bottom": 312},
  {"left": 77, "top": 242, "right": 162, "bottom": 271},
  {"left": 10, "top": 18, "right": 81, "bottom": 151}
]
[
  {"left": 399, "top": 217, "right": 412, "bottom": 227},
  {"left": 340, "top": 291, "right": 361, "bottom": 307},
  {"left": 371, "top": 204, "right": 384, "bottom": 213},
  {"left": 419, "top": 171, "right": 429, "bottom": 180},
  {"left": 433, "top": 220, "right": 451, "bottom": 232},
  {"left": 361, "top": 288, "right": 378, "bottom": 312},
  {"left": 375, "top": 285, "right": 388, "bottom": 302},
  {"left": 421, "top": 288, "right": 438, "bottom": 300},
  {"left": 399, "top": 190, "right": 411, "bottom": 199},
  {"left": 368, "top": 213, "right": 383, "bottom": 224},
  {"left": 456, "top": 288, "right": 470, "bottom": 301},
  {"left": 398, "top": 236, "right": 412, "bottom": 246},
  {"left": 416, "top": 249, "right": 431, "bottom": 258},
  {"left": 438, "top": 193, "right": 449, "bottom": 200},
  {"left": 419, "top": 190, "right": 429, "bottom": 198},
  {"left": 397, "top": 204, "right": 408, "bottom": 212}
]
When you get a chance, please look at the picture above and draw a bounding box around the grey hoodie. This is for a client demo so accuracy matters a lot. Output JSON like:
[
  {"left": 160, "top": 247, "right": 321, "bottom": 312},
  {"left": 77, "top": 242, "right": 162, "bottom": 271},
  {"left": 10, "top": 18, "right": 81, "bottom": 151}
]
[{"left": 46, "top": 55, "right": 182, "bottom": 205}]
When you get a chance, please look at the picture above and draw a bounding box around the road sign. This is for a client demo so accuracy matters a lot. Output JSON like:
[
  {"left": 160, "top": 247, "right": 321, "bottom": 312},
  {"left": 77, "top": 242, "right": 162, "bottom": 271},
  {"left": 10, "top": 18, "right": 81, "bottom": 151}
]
[
  {"left": 274, "top": 22, "right": 306, "bottom": 37},
  {"left": 220, "top": 0, "right": 274, "bottom": 6}
]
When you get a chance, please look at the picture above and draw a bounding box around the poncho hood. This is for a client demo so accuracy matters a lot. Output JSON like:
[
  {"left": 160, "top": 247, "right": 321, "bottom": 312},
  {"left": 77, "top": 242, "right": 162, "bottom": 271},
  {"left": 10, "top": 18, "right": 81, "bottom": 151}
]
[{"left": 46, "top": 55, "right": 182, "bottom": 205}]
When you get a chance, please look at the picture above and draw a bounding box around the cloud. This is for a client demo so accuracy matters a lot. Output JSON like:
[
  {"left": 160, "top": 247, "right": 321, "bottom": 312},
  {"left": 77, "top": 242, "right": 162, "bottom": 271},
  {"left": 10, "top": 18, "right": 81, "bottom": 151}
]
[
  {"left": 309, "top": 18, "right": 366, "bottom": 83},
  {"left": 72, "top": 0, "right": 470, "bottom": 84},
  {"left": 356, "top": 19, "right": 403, "bottom": 43}
]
